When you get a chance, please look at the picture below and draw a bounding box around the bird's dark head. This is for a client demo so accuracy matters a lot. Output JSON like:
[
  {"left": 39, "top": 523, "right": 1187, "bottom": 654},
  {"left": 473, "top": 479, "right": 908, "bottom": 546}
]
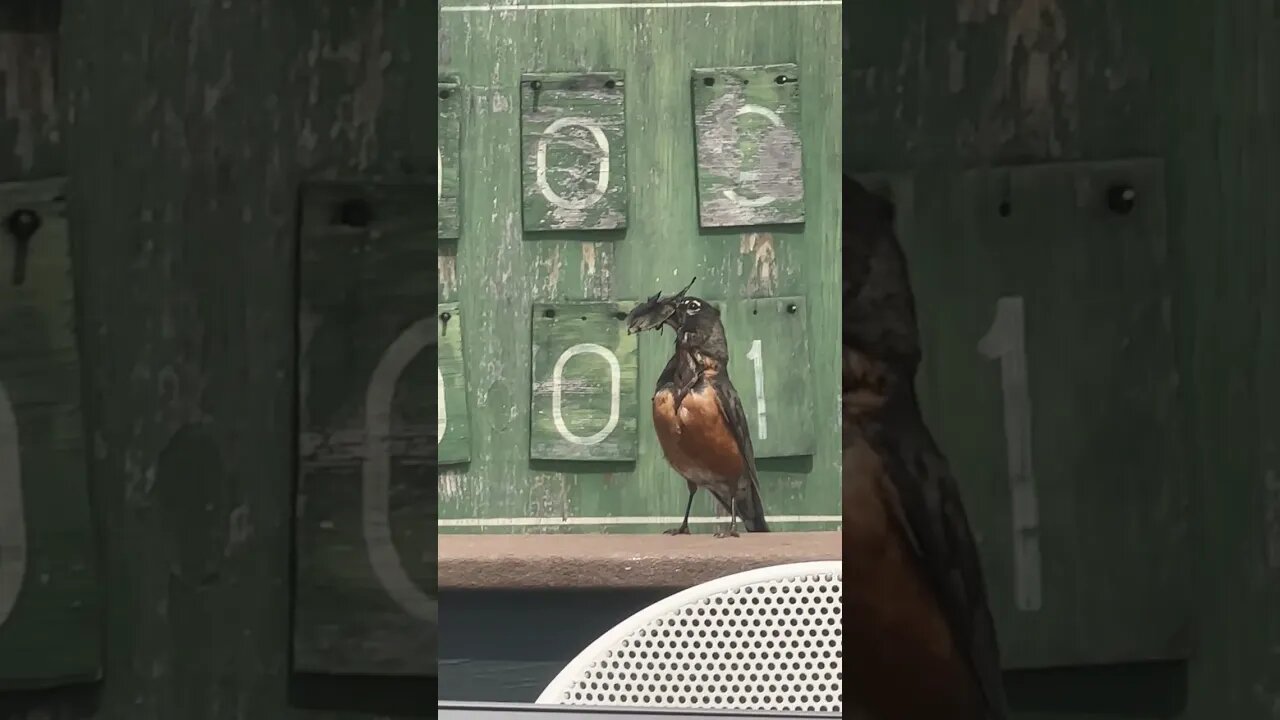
[
  {"left": 843, "top": 175, "right": 920, "bottom": 369},
  {"left": 671, "top": 295, "right": 729, "bottom": 363}
]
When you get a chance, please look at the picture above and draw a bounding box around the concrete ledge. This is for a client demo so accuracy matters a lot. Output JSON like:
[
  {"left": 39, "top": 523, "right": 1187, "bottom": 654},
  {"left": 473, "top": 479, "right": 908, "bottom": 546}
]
[{"left": 439, "top": 531, "right": 842, "bottom": 591}]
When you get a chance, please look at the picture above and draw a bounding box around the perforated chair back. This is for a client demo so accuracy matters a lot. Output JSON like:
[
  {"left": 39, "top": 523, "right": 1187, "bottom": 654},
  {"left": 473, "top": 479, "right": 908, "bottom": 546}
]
[{"left": 536, "top": 561, "right": 842, "bottom": 714}]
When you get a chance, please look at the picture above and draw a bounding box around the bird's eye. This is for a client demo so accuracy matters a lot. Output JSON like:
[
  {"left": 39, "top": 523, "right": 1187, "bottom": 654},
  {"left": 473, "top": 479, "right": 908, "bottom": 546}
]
[{"left": 684, "top": 300, "right": 701, "bottom": 314}]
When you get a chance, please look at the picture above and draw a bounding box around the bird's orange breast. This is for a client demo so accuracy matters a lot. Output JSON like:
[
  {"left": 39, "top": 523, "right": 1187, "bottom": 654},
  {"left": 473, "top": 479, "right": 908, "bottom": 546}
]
[
  {"left": 652, "top": 384, "right": 743, "bottom": 482},
  {"left": 843, "top": 434, "right": 983, "bottom": 719}
]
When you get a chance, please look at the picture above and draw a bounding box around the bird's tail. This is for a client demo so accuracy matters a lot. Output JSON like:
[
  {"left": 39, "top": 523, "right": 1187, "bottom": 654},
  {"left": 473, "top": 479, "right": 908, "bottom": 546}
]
[{"left": 736, "top": 481, "right": 770, "bottom": 533}]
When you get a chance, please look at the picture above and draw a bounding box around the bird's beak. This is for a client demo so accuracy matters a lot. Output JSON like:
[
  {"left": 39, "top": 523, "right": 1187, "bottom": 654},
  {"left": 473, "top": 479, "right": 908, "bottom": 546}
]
[{"left": 624, "top": 277, "right": 696, "bottom": 335}]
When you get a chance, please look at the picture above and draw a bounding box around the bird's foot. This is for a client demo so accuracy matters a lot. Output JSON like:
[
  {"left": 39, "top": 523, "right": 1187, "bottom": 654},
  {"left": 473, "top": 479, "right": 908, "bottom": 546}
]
[
  {"left": 713, "top": 529, "right": 740, "bottom": 539},
  {"left": 663, "top": 524, "right": 691, "bottom": 536}
]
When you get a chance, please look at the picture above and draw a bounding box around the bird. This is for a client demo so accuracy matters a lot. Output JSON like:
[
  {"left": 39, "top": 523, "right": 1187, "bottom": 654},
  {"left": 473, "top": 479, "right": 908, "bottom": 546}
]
[
  {"left": 842, "top": 175, "right": 1010, "bottom": 720},
  {"left": 625, "top": 279, "right": 770, "bottom": 538}
]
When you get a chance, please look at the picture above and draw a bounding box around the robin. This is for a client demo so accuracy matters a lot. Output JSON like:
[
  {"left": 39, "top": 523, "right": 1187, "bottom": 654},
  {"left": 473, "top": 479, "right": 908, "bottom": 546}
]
[
  {"left": 625, "top": 279, "right": 769, "bottom": 538},
  {"left": 842, "top": 176, "right": 1010, "bottom": 720}
]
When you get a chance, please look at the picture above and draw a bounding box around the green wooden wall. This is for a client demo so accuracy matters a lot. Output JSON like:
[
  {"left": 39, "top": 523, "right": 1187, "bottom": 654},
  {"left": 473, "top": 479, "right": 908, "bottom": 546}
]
[
  {"left": 1, "top": 1, "right": 438, "bottom": 719},
  {"left": 0, "top": 1, "right": 1275, "bottom": 719},
  {"left": 437, "top": 0, "right": 843, "bottom": 535},
  {"left": 847, "top": 2, "right": 1280, "bottom": 719}
]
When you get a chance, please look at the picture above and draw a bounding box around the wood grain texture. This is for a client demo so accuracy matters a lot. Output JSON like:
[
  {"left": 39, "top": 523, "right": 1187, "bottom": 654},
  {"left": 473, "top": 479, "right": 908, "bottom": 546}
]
[
  {"left": 692, "top": 64, "right": 805, "bottom": 228},
  {"left": 48, "top": 0, "right": 437, "bottom": 717},
  {"left": 519, "top": 72, "right": 628, "bottom": 232},
  {"left": 0, "top": 178, "right": 100, "bottom": 690},
  {"left": 884, "top": 160, "right": 1189, "bottom": 670},
  {"left": 294, "top": 180, "right": 436, "bottom": 676},
  {"left": 440, "top": 1, "right": 841, "bottom": 535},
  {"left": 844, "top": 1, "right": 1279, "bottom": 716},
  {"left": 529, "top": 302, "right": 637, "bottom": 462},
  {"left": 438, "top": 302, "right": 471, "bottom": 465},
  {"left": 439, "top": 81, "right": 463, "bottom": 240}
]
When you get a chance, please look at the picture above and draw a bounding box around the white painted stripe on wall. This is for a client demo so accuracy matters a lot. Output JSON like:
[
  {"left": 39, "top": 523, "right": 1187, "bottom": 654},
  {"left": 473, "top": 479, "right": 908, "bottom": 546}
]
[
  {"left": 443, "top": 1, "right": 839, "bottom": 13},
  {"left": 439, "top": 514, "right": 841, "bottom": 527}
]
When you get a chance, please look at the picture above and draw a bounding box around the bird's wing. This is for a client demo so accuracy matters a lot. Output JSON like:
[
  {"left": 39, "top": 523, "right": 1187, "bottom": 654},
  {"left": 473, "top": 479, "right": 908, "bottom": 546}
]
[
  {"left": 877, "top": 416, "right": 1009, "bottom": 719},
  {"left": 710, "top": 375, "right": 763, "bottom": 500}
]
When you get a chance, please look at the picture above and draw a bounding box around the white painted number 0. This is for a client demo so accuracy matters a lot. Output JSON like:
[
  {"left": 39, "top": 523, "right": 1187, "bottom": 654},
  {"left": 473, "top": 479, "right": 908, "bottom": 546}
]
[
  {"left": 437, "top": 367, "right": 447, "bottom": 442},
  {"left": 722, "top": 104, "right": 783, "bottom": 208},
  {"left": 746, "top": 339, "right": 768, "bottom": 440},
  {"left": 551, "top": 343, "right": 620, "bottom": 445},
  {"left": 978, "top": 296, "right": 1043, "bottom": 612},
  {"left": 535, "top": 117, "right": 610, "bottom": 210},
  {"left": 0, "top": 379, "right": 27, "bottom": 628}
]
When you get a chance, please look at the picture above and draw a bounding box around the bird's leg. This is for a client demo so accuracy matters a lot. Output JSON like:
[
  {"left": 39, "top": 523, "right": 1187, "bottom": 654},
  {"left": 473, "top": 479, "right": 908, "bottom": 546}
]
[
  {"left": 714, "top": 498, "right": 740, "bottom": 539},
  {"left": 664, "top": 487, "right": 695, "bottom": 535}
]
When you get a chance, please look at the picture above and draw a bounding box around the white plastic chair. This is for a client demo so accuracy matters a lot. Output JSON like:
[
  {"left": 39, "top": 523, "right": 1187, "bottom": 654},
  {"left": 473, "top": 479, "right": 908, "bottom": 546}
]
[{"left": 536, "top": 561, "right": 842, "bottom": 714}]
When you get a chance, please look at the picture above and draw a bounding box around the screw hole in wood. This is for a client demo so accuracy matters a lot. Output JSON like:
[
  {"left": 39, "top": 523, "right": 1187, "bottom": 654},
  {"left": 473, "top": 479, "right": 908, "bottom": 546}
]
[
  {"left": 337, "top": 198, "right": 373, "bottom": 228},
  {"left": 7, "top": 208, "right": 40, "bottom": 287}
]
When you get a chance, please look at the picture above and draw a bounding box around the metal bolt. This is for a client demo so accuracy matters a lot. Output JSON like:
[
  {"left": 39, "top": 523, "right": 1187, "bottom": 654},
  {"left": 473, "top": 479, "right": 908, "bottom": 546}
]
[
  {"left": 7, "top": 208, "right": 41, "bottom": 286},
  {"left": 1107, "top": 184, "right": 1137, "bottom": 214}
]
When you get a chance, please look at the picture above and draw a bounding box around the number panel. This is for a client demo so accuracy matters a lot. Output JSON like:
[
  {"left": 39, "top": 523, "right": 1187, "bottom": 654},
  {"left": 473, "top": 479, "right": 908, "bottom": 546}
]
[
  {"left": 294, "top": 181, "right": 437, "bottom": 676},
  {"left": 0, "top": 177, "right": 101, "bottom": 688},
  {"left": 520, "top": 72, "right": 628, "bottom": 232},
  {"left": 719, "top": 296, "right": 815, "bottom": 458},
  {"left": 439, "top": 79, "right": 463, "bottom": 240},
  {"left": 438, "top": 303, "right": 471, "bottom": 465},
  {"left": 529, "top": 302, "right": 638, "bottom": 461},
  {"left": 692, "top": 64, "right": 805, "bottom": 228},
  {"left": 895, "top": 161, "right": 1191, "bottom": 669}
]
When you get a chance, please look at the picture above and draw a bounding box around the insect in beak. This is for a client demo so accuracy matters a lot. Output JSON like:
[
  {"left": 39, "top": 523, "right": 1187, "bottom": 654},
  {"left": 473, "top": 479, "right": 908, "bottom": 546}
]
[{"left": 624, "top": 277, "right": 696, "bottom": 335}]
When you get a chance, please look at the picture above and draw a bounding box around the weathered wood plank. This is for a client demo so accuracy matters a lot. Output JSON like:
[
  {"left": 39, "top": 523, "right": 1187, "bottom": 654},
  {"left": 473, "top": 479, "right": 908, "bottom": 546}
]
[
  {"left": 529, "top": 302, "right": 638, "bottom": 462},
  {"left": 439, "top": 80, "right": 463, "bottom": 240},
  {"left": 719, "top": 296, "right": 815, "bottom": 459},
  {"left": 52, "top": 0, "right": 438, "bottom": 717},
  {"left": 520, "top": 72, "right": 628, "bottom": 232},
  {"left": 437, "top": 302, "right": 471, "bottom": 465},
  {"left": 692, "top": 64, "right": 805, "bottom": 228},
  {"left": 897, "top": 160, "right": 1189, "bottom": 669},
  {"left": 294, "top": 180, "right": 436, "bottom": 676},
  {"left": 439, "top": 2, "right": 842, "bottom": 535},
  {"left": 0, "top": 177, "right": 100, "bottom": 690}
]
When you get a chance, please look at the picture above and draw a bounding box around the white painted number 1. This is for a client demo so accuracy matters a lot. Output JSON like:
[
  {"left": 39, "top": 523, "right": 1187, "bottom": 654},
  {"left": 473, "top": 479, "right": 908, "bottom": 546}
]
[
  {"left": 552, "top": 343, "right": 621, "bottom": 445},
  {"left": 745, "top": 339, "right": 768, "bottom": 440},
  {"left": 978, "top": 296, "right": 1043, "bottom": 612}
]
